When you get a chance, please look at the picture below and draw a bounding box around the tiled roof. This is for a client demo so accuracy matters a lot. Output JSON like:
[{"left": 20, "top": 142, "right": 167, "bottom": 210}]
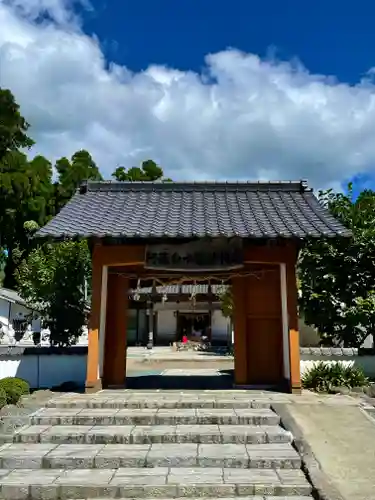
[
  {"left": 37, "top": 180, "right": 352, "bottom": 239},
  {"left": 0, "top": 287, "right": 26, "bottom": 307}
]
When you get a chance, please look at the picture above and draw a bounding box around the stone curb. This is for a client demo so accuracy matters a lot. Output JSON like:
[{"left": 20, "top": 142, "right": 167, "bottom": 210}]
[
  {"left": 272, "top": 403, "right": 345, "bottom": 500},
  {"left": 358, "top": 393, "right": 375, "bottom": 408},
  {"left": 300, "top": 346, "right": 375, "bottom": 356}
]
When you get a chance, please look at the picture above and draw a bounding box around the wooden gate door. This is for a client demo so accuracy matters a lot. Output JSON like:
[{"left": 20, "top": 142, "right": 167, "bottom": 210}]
[{"left": 245, "top": 264, "right": 284, "bottom": 386}]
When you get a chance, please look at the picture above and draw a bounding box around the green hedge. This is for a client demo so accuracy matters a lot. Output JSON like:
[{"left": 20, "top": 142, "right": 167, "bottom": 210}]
[
  {"left": 0, "top": 388, "right": 7, "bottom": 409},
  {"left": 0, "top": 377, "right": 30, "bottom": 406},
  {"left": 302, "top": 361, "right": 369, "bottom": 393}
]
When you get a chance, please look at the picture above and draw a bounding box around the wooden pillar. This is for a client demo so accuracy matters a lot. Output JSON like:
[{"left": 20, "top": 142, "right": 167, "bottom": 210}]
[
  {"left": 85, "top": 251, "right": 103, "bottom": 393},
  {"left": 103, "top": 273, "right": 129, "bottom": 388},
  {"left": 232, "top": 276, "right": 248, "bottom": 385},
  {"left": 286, "top": 262, "right": 301, "bottom": 393},
  {"left": 146, "top": 300, "right": 154, "bottom": 349}
]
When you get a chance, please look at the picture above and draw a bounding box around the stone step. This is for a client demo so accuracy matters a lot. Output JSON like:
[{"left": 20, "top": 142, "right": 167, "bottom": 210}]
[
  {"left": 31, "top": 408, "right": 280, "bottom": 426},
  {"left": 46, "top": 396, "right": 273, "bottom": 410},
  {"left": 61, "top": 497, "right": 314, "bottom": 500},
  {"left": 0, "top": 442, "right": 301, "bottom": 469},
  {"left": 64, "top": 495, "right": 313, "bottom": 500},
  {"left": 13, "top": 424, "right": 292, "bottom": 445},
  {"left": 0, "top": 467, "right": 312, "bottom": 498}
]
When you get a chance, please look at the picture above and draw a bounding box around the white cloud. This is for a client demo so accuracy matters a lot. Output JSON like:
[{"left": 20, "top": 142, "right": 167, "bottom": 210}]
[{"left": 1, "top": 0, "right": 375, "bottom": 189}]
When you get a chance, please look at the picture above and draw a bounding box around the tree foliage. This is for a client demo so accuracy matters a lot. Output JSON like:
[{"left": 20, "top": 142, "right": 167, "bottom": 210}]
[
  {"left": 0, "top": 151, "right": 54, "bottom": 288},
  {"left": 54, "top": 150, "right": 102, "bottom": 212},
  {"left": 219, "top": 287, "right": 234, "bottom": 319},
  {"left": 299, "top": 184, "right": 375, "bottom": 347},
  {"left": 112, "top": 159, "right": 171, "bottom": 181},
  {"left": 0, "top": 89, "right": 34, "bottom": 161},
  {"left": 16, "top": 238, "right": 91, "bottom": 346}
]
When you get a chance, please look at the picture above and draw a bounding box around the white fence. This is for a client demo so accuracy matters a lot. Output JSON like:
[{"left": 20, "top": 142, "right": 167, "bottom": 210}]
[
  {"left": 300, "top": 347, "right": 375, "bottom": 379},
  {"left": 0, "top": 346, "right": 87, "bottom": 389},
  {"left": 0, "top": 346, "right": 373, "bottom": 389}
]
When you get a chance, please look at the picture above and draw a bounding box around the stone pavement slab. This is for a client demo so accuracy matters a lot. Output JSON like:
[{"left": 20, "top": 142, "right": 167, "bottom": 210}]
[
  {"left": 161, "top": 369, "right": 222, "bottom": 376},
  {"left": 286, "top": 403, "right": 375, "bottom": 500},
  {"left": 85, "top": 498, "right": 312, "bottom": 500},
  {"left": 32, "top": 406, "right": 281, "bottom": 425},
  {"left": 45, "top": 389, "right": 360, "bottom": 412},
  {"left": 0, "top": 466, "right": 312, "bottom": 498},
  {"left": 0, "top": 442, "right": 300, "bottom": 469},
  {"left": 13, "top": 423, "right": 293, "bottom": 445}
]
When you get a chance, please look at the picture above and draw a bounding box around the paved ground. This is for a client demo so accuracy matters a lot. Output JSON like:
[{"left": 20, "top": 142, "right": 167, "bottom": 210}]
[
  {"left": 126, "top": 367, "right": 235, "bottom": 389},
  {"left": 126, "top": 346, "right": 233, "bottom": 360},
  {"left": 287, "top": 402, "right": 375, "bottom": 500}
]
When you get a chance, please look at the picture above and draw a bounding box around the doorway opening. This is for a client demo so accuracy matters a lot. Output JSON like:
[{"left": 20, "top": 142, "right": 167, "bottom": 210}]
[{"left": 177, "top": 312, "right": 210, "bottom": 342}]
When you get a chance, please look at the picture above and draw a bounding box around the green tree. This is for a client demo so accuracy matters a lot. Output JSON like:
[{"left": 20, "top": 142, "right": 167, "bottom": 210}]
[
  {"left": 0, "top": 151, "right": 53, "bottom": 289},
  {"left": 16, "top": 234, "right": 91, "bottom": 346},
  {"left": 0, "top": 88, "right": 101, "bottom": 343},
  {"left": 218, "top": 287, "right": 233, "bottom": 319},
  {"left": 0, "top": 88, "right": 43, "bottom": 287},
  {"left": 0, "top": 88, "right": 34, "bottom": 161},
  {"left": 299, "top": 183, "right": 375, "bottom": 347},
  {"left": 54, "top": 150, "right": 102, "bottom": 212},
  {"left": 112, "top": 159, "right": 171, "bottom": 181}
]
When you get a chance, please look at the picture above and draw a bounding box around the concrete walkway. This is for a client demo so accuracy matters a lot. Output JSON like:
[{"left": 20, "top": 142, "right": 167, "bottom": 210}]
[
  {"left": 127, "top": 346, "right": 233, "bottom": 360},
  {"left": 287, "top": 402, "right": 375, "bottom": 500}
]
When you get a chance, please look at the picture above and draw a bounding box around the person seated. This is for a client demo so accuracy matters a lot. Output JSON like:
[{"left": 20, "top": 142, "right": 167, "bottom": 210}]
[{"left": 192, "top": 327, "right": 201, "bottom": 338}]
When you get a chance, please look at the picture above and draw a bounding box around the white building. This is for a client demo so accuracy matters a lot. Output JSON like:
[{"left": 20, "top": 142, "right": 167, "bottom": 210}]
[
  {"left": 128, "top": 284, "right": 232, "bottom": 346},
  {"left": 0, "top": 287, "right": 42, "bottom": 342}
]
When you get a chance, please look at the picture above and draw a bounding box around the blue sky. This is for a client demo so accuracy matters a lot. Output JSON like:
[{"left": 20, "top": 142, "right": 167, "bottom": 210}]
[
  {"left": 84, "top": 0, "right": 374, "bottom": 84},
  {"left": 0, "top": 0, "right": 375, "bottom": 192}
]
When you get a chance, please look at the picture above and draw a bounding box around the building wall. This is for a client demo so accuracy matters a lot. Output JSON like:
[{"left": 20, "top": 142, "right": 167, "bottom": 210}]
[
  {"left": 0, "top": 298, "right": 41, "bottom": 333},
  {"left": 211, "top": 310, "right": 230, "bottom": 343},
  {"left": 0, "top": 298, "right": 10, "bottom": 327},
  {"left": 130, "top": 302, "right": 231, "bottom": 345},
  {"left": 156, "top": 309, "right": 176, "bottom": 345}
]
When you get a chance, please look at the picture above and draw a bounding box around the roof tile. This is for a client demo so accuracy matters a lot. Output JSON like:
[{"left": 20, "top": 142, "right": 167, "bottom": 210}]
[{"left": 37, "top": 180, "right": 352, "bottom": 239}]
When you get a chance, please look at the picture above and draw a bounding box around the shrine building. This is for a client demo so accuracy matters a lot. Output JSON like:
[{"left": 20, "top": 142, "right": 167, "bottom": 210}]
[{"left": 37, "top": 180, "right": 351, "bottom": 393}]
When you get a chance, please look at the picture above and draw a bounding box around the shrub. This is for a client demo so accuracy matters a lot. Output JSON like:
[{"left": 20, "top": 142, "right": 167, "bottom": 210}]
[
  {"left": 0, "top": 377, "right": 30, "bottom": 405},
  {"left": 0, "top": 388, "right": 7, "bottom": 409},
  {"left": 302, "top": 361, "right": 369, "bottom": 393}
]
